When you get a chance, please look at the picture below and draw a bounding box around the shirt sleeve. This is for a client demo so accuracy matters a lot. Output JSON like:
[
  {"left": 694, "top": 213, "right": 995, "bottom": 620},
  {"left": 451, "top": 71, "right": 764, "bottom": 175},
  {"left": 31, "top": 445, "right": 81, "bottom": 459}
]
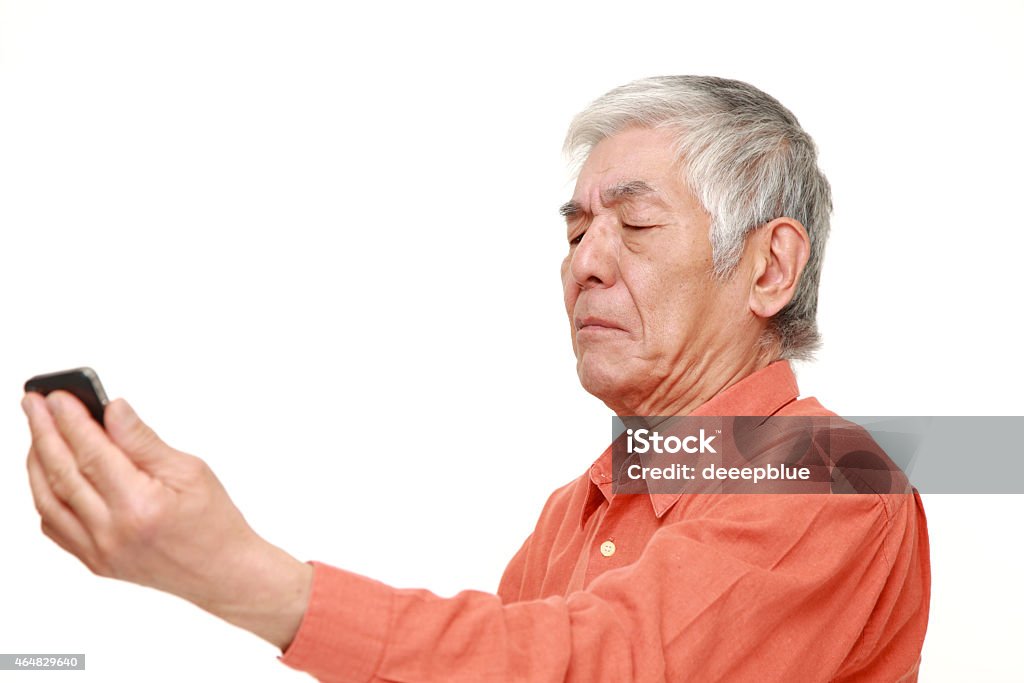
[{"left": 278, "top": 492, "right": 926, "bottom": 683}]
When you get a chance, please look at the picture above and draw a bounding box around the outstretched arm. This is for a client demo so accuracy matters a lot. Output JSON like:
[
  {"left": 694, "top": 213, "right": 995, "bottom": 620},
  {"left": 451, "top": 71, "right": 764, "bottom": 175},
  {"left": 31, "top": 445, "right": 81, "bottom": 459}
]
[{"left": 23, "top": 390, "right": 926, "bottom": 682}]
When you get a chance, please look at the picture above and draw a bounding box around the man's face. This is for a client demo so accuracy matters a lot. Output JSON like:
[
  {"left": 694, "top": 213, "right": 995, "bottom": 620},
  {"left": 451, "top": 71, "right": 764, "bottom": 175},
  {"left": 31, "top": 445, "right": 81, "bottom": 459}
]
[{"left": 560, "top": 127, "right": 751, "bottom": 414}]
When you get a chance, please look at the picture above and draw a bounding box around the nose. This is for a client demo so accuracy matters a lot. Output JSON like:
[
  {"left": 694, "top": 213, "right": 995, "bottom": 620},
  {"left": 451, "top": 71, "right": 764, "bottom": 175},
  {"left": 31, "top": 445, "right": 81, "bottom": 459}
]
[{"left": 568, "top": 223, "right": 619, "bottom": 292}]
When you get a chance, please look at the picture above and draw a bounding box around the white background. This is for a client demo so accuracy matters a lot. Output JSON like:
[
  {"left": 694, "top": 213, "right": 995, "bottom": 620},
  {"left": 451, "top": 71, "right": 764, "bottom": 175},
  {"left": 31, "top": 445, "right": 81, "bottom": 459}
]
[{"left": 1, "top": 1, "right": 1021, "bottom": 680}]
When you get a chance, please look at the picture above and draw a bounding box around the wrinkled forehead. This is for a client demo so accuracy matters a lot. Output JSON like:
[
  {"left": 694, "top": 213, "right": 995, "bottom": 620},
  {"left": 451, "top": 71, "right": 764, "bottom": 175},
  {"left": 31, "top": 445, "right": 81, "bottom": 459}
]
[
  {"left": 564, "top": 128, "right": 693, "bottom": 217},
  {"left": 572, "top": 129, "right": 683, "bottom": 196}
]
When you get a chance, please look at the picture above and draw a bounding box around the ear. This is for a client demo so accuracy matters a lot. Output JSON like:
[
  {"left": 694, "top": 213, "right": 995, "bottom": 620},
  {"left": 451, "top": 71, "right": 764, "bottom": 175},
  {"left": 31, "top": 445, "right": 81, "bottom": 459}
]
[{"left": 747, "top": 217, "right": 811, "bottom": 320}]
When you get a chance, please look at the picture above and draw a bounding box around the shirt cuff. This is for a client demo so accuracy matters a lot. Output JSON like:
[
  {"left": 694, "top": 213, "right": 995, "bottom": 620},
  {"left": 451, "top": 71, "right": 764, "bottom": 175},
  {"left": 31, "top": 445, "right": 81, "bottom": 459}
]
[{"left": 278, "top": 560, "right": 394, "bottom": 683}]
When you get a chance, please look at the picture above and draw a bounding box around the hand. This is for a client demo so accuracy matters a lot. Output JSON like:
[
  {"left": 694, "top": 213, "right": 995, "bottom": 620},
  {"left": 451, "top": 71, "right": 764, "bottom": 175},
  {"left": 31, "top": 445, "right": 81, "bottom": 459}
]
[{"left": 22, "top": 390, "right": 313, "bottom": 650}]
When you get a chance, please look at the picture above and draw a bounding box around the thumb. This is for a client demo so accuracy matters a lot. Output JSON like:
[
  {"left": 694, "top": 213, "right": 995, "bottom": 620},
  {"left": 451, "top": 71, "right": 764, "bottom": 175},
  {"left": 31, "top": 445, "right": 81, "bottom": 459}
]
[{"left": 105, "top": 398, "right": 173, "bottom": 471}]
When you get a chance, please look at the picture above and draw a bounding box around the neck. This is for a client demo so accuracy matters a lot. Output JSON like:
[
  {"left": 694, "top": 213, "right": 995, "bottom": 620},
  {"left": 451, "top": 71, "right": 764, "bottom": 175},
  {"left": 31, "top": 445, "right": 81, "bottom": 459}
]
[{"left": 609, "top": 347, "right": 778, "bottom": 418}]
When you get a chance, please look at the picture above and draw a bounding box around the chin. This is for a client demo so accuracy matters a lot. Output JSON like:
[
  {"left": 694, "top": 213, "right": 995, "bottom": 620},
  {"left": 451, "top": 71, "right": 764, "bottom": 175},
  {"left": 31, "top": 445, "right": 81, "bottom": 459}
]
[{"left": 576, "top": 356, "right": 633, "bottom": 410}]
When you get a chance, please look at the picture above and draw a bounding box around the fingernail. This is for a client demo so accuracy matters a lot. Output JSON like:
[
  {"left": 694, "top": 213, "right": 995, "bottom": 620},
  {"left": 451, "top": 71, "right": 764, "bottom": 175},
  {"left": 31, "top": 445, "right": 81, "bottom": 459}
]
[{"left": 21, "top": 394, "right": 33, "bottom": 417}]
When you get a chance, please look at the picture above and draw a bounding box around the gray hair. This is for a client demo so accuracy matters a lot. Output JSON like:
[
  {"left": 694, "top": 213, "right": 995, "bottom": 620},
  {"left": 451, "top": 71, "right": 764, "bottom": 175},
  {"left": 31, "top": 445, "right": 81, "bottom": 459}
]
[{"left": 564, "top": 75, "right": 832, "bottom": 361}]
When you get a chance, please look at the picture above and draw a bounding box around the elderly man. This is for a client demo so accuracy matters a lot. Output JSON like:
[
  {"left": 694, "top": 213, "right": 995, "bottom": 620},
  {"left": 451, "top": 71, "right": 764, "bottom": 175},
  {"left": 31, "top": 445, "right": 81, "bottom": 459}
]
[{"left": 23, "top": 76, "right": 930, "bottom": 681}]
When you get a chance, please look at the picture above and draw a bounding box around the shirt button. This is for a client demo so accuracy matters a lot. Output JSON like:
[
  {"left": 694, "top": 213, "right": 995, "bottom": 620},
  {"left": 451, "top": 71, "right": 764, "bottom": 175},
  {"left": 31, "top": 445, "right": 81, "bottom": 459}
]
[{"left": 599, "top": 540, "right": 616, "bottom": 557}]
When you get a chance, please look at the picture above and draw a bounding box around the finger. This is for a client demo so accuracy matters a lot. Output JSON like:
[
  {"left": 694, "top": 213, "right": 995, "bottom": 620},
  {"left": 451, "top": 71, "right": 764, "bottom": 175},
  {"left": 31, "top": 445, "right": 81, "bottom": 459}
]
[
  {"left": 41, "top": 519, "right": 108, "bottom": 577},
  {"left": 22, "top": 392, "right": 109, "bottom": 529},
  {"left": 104, "top": 398, "right": 174, "bottom": 473},
  {"left": 26, "top": 445, "right": 101, "bottom": 563},
  {"left": 44, "top": 390, "right": 143, "bottom": 506}
]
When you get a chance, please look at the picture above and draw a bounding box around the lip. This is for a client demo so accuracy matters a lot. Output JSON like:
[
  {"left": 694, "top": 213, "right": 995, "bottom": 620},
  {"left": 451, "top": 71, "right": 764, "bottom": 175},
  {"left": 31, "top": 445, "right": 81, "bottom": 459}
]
[{"left": 575, "top": 316, "right": 626, "bottom": 333}]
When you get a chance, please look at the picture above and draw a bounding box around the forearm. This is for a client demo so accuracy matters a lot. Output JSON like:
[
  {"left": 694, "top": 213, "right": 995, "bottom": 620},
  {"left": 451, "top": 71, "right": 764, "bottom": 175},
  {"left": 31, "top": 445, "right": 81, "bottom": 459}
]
[{"left": 193, "top": 539, "right": 314, "bottom": 651}]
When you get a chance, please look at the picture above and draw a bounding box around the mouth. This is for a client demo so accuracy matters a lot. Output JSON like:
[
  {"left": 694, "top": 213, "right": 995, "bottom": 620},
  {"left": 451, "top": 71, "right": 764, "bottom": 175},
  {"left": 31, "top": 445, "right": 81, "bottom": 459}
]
[{"left": 575, "top": 316, "right": 626, "bottom": 333}]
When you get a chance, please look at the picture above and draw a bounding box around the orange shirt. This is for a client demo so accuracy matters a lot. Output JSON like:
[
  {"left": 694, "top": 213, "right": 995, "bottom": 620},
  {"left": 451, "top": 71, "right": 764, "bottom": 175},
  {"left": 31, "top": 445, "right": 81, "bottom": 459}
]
[{"left": 280, "top": 360, "right": 931, "bottom": 682}]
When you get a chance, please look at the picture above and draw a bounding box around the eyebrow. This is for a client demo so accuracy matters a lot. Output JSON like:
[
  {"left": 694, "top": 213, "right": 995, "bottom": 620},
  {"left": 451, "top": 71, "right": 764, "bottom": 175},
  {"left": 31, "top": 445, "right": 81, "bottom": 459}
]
[{"left": 559, "top": 180, "right": 665, "bottom": 219}]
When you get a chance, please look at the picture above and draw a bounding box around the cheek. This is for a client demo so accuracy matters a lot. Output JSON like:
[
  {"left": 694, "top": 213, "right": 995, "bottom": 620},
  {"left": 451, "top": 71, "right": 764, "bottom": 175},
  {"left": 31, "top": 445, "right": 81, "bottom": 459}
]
[
  {"left": 619, "top": 260, "right": 659, "bottom": 318},
  {"left": 631, "top": 264, "right": 713, "bottom": 334},
  {"left": 560, "top": 258, "right": 577, "bottom": 312}
]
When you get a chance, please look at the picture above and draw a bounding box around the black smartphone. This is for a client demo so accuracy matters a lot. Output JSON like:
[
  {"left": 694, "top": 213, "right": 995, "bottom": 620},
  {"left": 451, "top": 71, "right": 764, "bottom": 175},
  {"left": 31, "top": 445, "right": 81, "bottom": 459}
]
[{"left": 24, "top": 367, "right": 109, "bottom": 426}]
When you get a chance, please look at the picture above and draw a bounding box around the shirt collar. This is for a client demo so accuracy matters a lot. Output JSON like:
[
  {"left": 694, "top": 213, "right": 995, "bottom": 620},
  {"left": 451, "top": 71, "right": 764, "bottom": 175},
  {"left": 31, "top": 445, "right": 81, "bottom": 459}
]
[{"left": 580, "top": 359, "right": 801, "bottom": 526}]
